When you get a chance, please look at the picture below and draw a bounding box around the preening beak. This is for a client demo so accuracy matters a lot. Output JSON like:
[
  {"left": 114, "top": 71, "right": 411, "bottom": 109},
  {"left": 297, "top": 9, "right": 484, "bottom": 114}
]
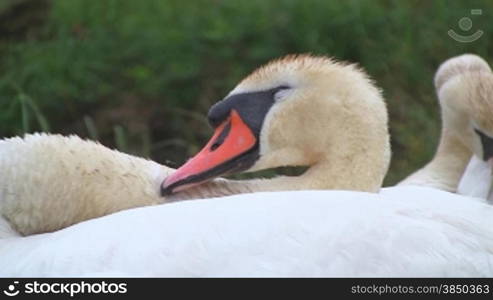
[
  {"left": 161, "top": 110, "right": 259, "bottom": 195},
  {"left": 475, "top": 129, "right": 493, "bottom": 161},
  {"left": 472, "top": 129, "right": 493, "bottom": 201},
  {"left": 488, "top": 158, "right": 493, "bottom": 201}
]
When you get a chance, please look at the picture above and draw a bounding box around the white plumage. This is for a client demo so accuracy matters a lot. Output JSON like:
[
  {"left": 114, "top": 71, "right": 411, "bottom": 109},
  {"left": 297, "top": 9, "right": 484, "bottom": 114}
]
[
  {"left": 1, "top": 187, "right": 491, "bottom": 277},
  {"left": 458, "top": 156, "right": 493, "bottom": 202}
]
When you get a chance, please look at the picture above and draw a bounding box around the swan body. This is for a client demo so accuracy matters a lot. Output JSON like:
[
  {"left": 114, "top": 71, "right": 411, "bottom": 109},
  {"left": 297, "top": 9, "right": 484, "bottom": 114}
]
[
  {"left": 0, "top": 133, "right": 262, "bottom": 236},
  {"left": 1, "top": 187, "right": 491, "bottom": 277},
  {"left": 0, "top": 133, "right": 166, "bottom": 236}
]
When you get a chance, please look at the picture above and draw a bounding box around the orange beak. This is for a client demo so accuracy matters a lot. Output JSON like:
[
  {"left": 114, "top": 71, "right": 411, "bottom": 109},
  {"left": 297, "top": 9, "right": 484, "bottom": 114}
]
[{"left": 161, "top": 109, "right": 258, "bottom": 195}]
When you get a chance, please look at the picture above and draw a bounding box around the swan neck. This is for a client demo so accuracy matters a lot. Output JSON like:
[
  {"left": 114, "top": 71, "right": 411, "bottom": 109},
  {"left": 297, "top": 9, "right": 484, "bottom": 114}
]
[{"left": 399, "top": 128, "right": 471, "bottom": 191}]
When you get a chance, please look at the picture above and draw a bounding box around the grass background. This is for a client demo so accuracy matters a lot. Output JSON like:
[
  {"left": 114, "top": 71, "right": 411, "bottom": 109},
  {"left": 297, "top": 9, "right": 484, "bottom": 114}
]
[{"left": 1, "top": 0, "right": 492, "bottom": 185}]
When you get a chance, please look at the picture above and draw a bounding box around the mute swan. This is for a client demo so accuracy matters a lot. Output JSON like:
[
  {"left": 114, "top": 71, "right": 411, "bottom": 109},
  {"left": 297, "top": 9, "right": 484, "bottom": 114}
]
[
  {"left": 399, "top": 54, "right": 493, "bottom": 195},
  {"left": 1, "top": 54, "right": 493, "bottom": 277},
  {"left": 1, "top": 54, "right": 390, "bottom": 236}
]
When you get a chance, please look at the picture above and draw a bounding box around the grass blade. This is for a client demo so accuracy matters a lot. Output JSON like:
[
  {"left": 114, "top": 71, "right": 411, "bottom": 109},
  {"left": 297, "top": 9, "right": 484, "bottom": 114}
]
[
  {"left": 18, "top": 94, "right": 30, "bottom": 133},
  {"left": 113, "top": 125, "right": 127, "bottom": 152},
  {"left": 25, "top": 95, "right": 51, "bottom": 132},
  {"left": 83, "top": 115, "right": 99, "bottom": 141}
]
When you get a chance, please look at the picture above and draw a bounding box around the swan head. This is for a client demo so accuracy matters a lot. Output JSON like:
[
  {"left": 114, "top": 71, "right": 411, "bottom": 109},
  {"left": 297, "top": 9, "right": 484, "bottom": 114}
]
[
  {"left": 436, "top": 54, "right": 493, "bottom": 163},
  {"left": 161, "top": 54, "right": 390, "bottom": 195},
  {"left": 434, "top": 54, "right": 491, "bottom": 92}
]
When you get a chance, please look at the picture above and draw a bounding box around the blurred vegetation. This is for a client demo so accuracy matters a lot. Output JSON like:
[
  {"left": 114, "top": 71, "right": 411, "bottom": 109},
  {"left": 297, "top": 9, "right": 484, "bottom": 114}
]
[{"left": 1, "top": 0, "right": 492, "bottom": 185}]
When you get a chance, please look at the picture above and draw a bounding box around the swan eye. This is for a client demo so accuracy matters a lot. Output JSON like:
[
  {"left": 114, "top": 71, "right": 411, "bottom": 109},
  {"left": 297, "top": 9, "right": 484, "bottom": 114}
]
[{"left": 273, "top": 85, "right": 292, "bottom": 101}]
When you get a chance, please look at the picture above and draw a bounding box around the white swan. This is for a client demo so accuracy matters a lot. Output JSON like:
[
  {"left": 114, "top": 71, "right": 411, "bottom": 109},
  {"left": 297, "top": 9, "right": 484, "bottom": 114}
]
[
  {"left": 1, "top": 54, "right": 492, "bottom": 277},
  {"left": 1, "top": 54, "right": 390, "bottom": 236},
  {"left": 399, "top": 54, "right": 493, "bottom": 196}
]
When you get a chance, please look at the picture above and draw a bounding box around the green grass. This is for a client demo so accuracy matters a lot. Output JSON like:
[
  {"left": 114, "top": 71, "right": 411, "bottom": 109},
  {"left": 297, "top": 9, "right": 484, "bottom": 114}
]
[{"left": 1, "top": 0, "right": 492, "bottom": 185}]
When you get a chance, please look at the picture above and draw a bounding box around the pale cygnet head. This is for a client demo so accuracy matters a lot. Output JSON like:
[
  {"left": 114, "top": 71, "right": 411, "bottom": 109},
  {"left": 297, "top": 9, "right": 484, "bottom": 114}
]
[
  {"left": 436, "top": 54, "right": 493, "bottom": 163},
  {"left": 434, "top": 53, "right": 492, "bottom": 91}
]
